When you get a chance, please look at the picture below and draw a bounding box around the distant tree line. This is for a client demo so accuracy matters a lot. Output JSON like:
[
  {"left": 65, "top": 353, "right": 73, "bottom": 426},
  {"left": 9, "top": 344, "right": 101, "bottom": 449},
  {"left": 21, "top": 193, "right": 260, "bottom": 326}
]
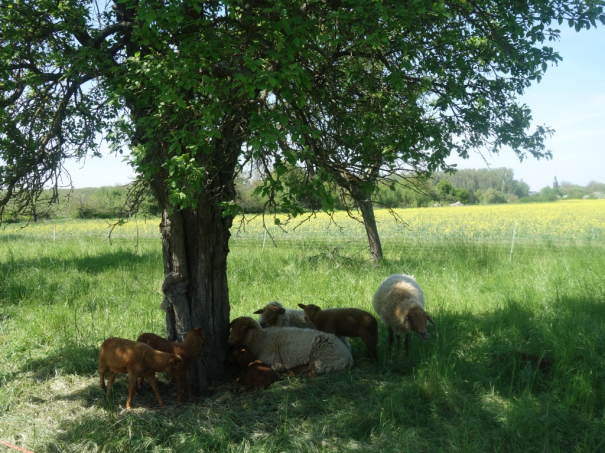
[{"left": 3, "top": 170, "right": 603, "bottom": 223}]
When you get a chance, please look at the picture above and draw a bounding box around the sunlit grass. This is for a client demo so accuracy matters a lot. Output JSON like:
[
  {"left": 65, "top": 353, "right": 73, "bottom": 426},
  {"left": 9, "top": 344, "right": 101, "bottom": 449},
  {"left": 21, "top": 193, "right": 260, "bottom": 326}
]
[
  {"left": 1, "top": 226, "right": 605, "bottom": 451},
  {"left": 3, "top": 199, "right": 605, "bottom": 245}
]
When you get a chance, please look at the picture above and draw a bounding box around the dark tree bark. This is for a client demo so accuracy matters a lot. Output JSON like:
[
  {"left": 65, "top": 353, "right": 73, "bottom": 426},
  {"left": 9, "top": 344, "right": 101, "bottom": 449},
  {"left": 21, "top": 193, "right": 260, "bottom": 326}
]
[
  {"left": 158, "top": 203, "right": 232, "bottom": 392},
  {"left": 353, "top": 190, "right": 383, "bottom": 263},
  {"left": 329, "top": 168, "right": 384, "bottom": 263},
  {"left": 145, "top": 108, "right": 248, "bottom": 392}
]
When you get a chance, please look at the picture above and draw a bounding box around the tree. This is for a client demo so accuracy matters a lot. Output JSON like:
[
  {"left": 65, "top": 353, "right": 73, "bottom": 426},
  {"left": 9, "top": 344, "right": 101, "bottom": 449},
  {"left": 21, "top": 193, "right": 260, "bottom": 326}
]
[
  {"left": 482, "top": 188, "right": 507, "bottom": 204},
  {"left": 2, "top": 0, "right": 604, "bottom": 390}
]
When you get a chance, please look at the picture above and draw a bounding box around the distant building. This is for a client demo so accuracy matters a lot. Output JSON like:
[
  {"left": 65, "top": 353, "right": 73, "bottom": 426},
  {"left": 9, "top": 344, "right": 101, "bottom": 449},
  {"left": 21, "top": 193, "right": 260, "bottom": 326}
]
[{"left": 553, "top": 176, "right": 559, "bottom": 189}]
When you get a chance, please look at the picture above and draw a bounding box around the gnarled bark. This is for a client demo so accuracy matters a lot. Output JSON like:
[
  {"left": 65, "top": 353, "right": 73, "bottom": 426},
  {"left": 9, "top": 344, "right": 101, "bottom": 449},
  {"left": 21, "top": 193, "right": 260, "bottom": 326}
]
[{"left": 158, "top": 200, "right": 232, "bottom": 392}]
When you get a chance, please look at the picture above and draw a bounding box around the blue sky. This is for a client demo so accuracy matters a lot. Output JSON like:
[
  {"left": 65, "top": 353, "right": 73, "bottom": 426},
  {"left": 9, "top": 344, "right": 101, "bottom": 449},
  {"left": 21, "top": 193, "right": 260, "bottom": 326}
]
[{"left": 65, "top": 24, "right": 605, "bottom": 192}]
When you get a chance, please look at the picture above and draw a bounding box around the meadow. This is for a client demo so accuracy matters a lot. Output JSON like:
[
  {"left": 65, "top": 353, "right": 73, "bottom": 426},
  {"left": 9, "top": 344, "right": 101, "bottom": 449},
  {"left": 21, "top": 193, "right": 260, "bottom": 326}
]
[{"left": 1, "top": 200, "right": 605, "bottom": 452}]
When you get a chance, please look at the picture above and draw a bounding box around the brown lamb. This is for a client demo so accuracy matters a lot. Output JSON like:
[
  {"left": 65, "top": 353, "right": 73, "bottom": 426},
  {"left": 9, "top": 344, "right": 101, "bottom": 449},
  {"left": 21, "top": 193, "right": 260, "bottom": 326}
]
[
  {"left": 229, "top": 346, "right": 280, "bottom": 392},
  {"left": 298, "top": 303, "right": 379, "bottom": 361},
  {"left": 136, "top": 327, "right": 205, "bottom": 403},
  {"left": 98, "top": 337, "right": 183, "bottom": 409}
]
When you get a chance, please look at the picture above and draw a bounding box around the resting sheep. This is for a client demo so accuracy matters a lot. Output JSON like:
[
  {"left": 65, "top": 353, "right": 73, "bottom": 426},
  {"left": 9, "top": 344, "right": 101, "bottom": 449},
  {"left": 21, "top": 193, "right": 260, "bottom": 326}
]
[
  {"left": 254, "top": 301, "right": 315, "bottom": 329},
  {"left": 228, "top": 316, "right": 353, "bottom": 375},
  {"left": 254, "top": 301, "right": 351, "bottom": 350},
  {"left": 372, "top": 274, "right": 436, "bottom": 355},
  {"left": 298, "top": 303, "right": 379, "bottom": 361},
  {"left": 229, "top": 346, "right": 280, "bottom": 392},
  {"left": 98, "top": 337, "right": 183, "bottom": 409},
  {"left": 136, "top": 326, "right": 205, "bottom": 403}
]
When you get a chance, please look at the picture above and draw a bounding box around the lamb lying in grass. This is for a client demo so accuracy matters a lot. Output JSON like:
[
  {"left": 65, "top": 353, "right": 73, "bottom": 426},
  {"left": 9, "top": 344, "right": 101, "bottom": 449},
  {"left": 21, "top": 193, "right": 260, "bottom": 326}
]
[
  {"left": 229, "top": 346, "right": 280, "bottom": 393},
  {"left": 228, "top": 316, "right": 353, "bottom": 376},
  {"left": 254, "top": 301, "right": 351, "bottom": 350},
  {"left": 372, "top": 274, "right": 436, "bottom": 355},
  {"left": 299, "top": 303, "right": 379, "bottom": 361},
  {"left": 254, "top": 301, "right": 315, "bottom": 329},
  {"left": 98, "top": 337, "right": 183, "bottom": 409},
  {"left": 136, "top": 327, "right": 205, "bottom": 403}
]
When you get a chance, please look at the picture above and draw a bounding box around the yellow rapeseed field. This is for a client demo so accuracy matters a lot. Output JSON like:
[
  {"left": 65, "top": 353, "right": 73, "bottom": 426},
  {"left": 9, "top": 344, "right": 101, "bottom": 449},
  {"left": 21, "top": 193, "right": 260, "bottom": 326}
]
[{"left": 2, "top": 199, "right": 604, "bottom": 243}]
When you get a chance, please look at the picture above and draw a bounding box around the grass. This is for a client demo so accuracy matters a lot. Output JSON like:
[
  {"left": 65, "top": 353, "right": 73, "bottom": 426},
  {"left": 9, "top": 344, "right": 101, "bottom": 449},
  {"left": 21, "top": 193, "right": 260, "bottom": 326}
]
[{"left": 1, "top": 220, "right": 605, "bottom": 452}]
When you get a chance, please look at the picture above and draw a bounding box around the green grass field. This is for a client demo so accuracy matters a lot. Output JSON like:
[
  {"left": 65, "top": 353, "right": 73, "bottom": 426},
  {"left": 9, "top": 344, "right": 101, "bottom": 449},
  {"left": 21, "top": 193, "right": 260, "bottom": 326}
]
[{"left": 1, "top": 212, "right": 605, "bottom": 452}]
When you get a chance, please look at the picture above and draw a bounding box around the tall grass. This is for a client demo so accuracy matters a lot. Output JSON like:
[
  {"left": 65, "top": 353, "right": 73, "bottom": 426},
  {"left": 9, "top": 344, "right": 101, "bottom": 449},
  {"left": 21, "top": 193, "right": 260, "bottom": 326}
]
[{"left": 1, "top": 234, "right": 604, "bottom": 452}]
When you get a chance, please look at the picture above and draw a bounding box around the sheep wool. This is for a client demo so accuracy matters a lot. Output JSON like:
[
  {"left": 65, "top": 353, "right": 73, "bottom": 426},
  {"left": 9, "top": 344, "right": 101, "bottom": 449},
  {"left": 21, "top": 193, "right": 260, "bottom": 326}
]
[
  {"left": 372, "top": 274, "right": 425, "bottom": 337},
  {"left": 229, "top": 317, "right": 353, "bottom": 375},
  {"left": 255, "top": 301, "right": 352, "bottom": 351}
]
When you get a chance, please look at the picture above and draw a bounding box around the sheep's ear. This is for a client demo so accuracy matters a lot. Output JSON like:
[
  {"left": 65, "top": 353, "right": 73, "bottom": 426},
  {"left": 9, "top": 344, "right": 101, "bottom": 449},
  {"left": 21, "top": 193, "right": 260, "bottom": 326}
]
[
  {"left": 426, "top": 314, "right": 436, "bottom": 327},
  {"left": 278, "top": 307, "right": 285, "bottom": 314},
  {"left": 229, "top": 320, "right": 235, "bottom": 328},
  {"left": 298, "top": 304, "right": 306, "bottom": 310},
  {"left": 404, "top": 314, "right": 410, "bottom": 321},
  {"left": 253, "top": 308, "right": 264, "bottom": 314}
]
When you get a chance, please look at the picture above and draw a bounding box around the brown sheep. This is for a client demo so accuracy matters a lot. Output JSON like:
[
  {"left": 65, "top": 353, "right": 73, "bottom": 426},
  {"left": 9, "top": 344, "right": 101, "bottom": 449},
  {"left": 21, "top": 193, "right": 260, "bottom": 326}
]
[
  {"left": 136, "top": 327, "right": 205, "bottom": 403},
  {"left": 98, "top": 337, "right": 183, "bottom": 409},
  {"left": 228, "top": 346, "right": 280, "bottom": 392},
  {"left": 298, "top": 303, "right": 379, "bottom": 361}
]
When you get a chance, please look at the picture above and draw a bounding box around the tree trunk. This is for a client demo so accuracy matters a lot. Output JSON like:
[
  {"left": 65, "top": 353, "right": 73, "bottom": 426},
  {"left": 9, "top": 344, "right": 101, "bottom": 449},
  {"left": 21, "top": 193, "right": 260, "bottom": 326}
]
[
  {"left": 158, "top": 199, "right": 232, "bottom": 392},
  {"left": 353, "top": 190, "right": 383, "bottom": 263}
]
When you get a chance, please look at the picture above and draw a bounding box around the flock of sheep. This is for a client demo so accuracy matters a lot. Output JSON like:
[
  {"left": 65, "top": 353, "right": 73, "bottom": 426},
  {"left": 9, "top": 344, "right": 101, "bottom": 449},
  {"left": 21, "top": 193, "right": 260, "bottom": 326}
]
[{"left": 98, "top": 274, "right": 436, "bottom": 407}]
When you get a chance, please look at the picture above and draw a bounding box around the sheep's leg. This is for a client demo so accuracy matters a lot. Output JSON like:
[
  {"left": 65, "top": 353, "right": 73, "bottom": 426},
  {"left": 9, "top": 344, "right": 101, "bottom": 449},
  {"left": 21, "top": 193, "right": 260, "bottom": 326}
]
[
  {"left": 183, "top": 372, "right": 193, "bottom": 399},
  {"left": 99, "top": 366, "right": 108, "bottom": 389},
  {"left": 105, "top": 371, "right": 118, "bottom": 396},
  {"left": 360, "top": 333, "right": 378, "bottom": 362},
  {"left": 137, "top": 375, "right": 144, "bottom": 391},
  {"left": 174, "top": 374, "right": 183, "bottom": 404},
  {"left": 404, "top": 333, "right": 411, "bottom": 356},
  {"left": 146, "top": 374, "right": 167, "bottom": 407},
  {"left": 388, "top": 327, "right": 394, "bottom": 347},
  {"left": 126, "top": 373, "right": 138, "bottom": 409}
]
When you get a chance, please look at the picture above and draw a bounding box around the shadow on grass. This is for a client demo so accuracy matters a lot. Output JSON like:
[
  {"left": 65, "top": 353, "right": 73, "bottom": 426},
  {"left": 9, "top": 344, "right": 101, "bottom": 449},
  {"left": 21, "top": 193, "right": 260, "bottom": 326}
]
[
  {"left": 18, "top": 344, "right": 99, "bottom": 382},
  {"left": 0, "top": 247, "right": 160, "bottom": 306},
  {"left": 19, "top": 294, "right": 605, "bottom": 452}
]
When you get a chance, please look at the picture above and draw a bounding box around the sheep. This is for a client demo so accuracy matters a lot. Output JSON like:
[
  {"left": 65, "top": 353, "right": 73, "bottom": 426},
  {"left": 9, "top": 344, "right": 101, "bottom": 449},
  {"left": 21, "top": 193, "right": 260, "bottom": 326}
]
[
  {"left": 228, "top": 316, "right": 353, "bottom": 375},
  {"left": 98, "top": 337, "right": 183, "bottom": 409},
  {"left": 136, "top": 326, "right": 205, "bottom": 403},
  {"left": 254, "top": 301, "right": 351, "bottom": 350},
  {"left": 228, "top": 346, "right": 280, "bottom": 392},
  {"left": 298, "top": 303, "right": 379, "bottom": 361},
  {"left": 254, "top": 301, "right": 315, "bottom": 329},
  {"left": 372, "top": 274, "right": 436, "bottom": 355}
]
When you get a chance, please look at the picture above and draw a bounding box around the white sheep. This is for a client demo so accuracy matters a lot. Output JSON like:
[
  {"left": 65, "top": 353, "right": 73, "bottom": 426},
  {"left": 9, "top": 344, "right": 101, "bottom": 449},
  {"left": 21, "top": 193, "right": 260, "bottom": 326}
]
[
  {"left": 254, "top": 301, "right": 352, "bottom": 350},
  {"left": 372, "top": 274, "right": 436, "bottom": 355},
  {"left": 254, "top": 301, "right": 315, "bottom": 329},
  {"left": 228, "top": 317, "right": 353, "bottom": 375}
]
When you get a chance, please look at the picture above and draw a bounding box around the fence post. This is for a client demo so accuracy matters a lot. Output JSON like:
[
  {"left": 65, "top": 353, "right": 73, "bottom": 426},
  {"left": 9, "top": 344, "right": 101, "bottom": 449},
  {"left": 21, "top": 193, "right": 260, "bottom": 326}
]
[{"left": 509, "top": 220, "right": 517, "bottom": 262}]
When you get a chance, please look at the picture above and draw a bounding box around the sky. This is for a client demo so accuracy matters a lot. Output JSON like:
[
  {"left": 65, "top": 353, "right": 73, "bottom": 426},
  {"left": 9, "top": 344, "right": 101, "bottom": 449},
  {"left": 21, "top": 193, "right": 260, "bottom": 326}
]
[{"left": 64, "top": 23, "right": 605, "bottom": 192}]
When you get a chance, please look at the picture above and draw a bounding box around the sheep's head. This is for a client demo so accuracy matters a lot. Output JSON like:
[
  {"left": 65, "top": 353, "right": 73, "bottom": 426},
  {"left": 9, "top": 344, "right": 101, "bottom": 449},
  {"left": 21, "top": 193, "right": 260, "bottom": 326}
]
[
  {"left": 228, "top": 347, "right": 255, "bottom": 368},
  {"left": 186, "top": 327, "right": 206, "bottom": 346},
  {"left": 168, "top": 355, "right": 184, "bottom": 373},
  {"left": 228, "top": 317, "right": 259, "bottom": 345},
  {"left": 405, "top": 307, "right": 436, "bottom": 340},
  {"left": 253, "top": 302, "right": 286, "bottom": 328},
  {"left": 298, "top": 303, "right": 321, "bottom": 324}
]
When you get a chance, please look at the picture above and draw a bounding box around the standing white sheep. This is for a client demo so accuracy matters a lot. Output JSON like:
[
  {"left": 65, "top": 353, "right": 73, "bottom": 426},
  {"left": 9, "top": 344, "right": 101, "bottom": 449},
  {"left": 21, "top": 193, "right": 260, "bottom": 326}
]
[
  {"left": 372, "top": 274, "right": 436, "bottom": 355},
  {"left": 228, "top": 317, "right": 353, "bottom": 375}
]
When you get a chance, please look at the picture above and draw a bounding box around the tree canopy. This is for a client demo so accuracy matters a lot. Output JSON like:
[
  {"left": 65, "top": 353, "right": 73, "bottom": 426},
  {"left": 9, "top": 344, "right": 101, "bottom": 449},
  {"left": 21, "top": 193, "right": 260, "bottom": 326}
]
[
  {"left": 2, "top": 0, "right": 604, "bottom": 386},
  {"left": 2, "top": 0, "right": 604, "bottom": 221}
]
